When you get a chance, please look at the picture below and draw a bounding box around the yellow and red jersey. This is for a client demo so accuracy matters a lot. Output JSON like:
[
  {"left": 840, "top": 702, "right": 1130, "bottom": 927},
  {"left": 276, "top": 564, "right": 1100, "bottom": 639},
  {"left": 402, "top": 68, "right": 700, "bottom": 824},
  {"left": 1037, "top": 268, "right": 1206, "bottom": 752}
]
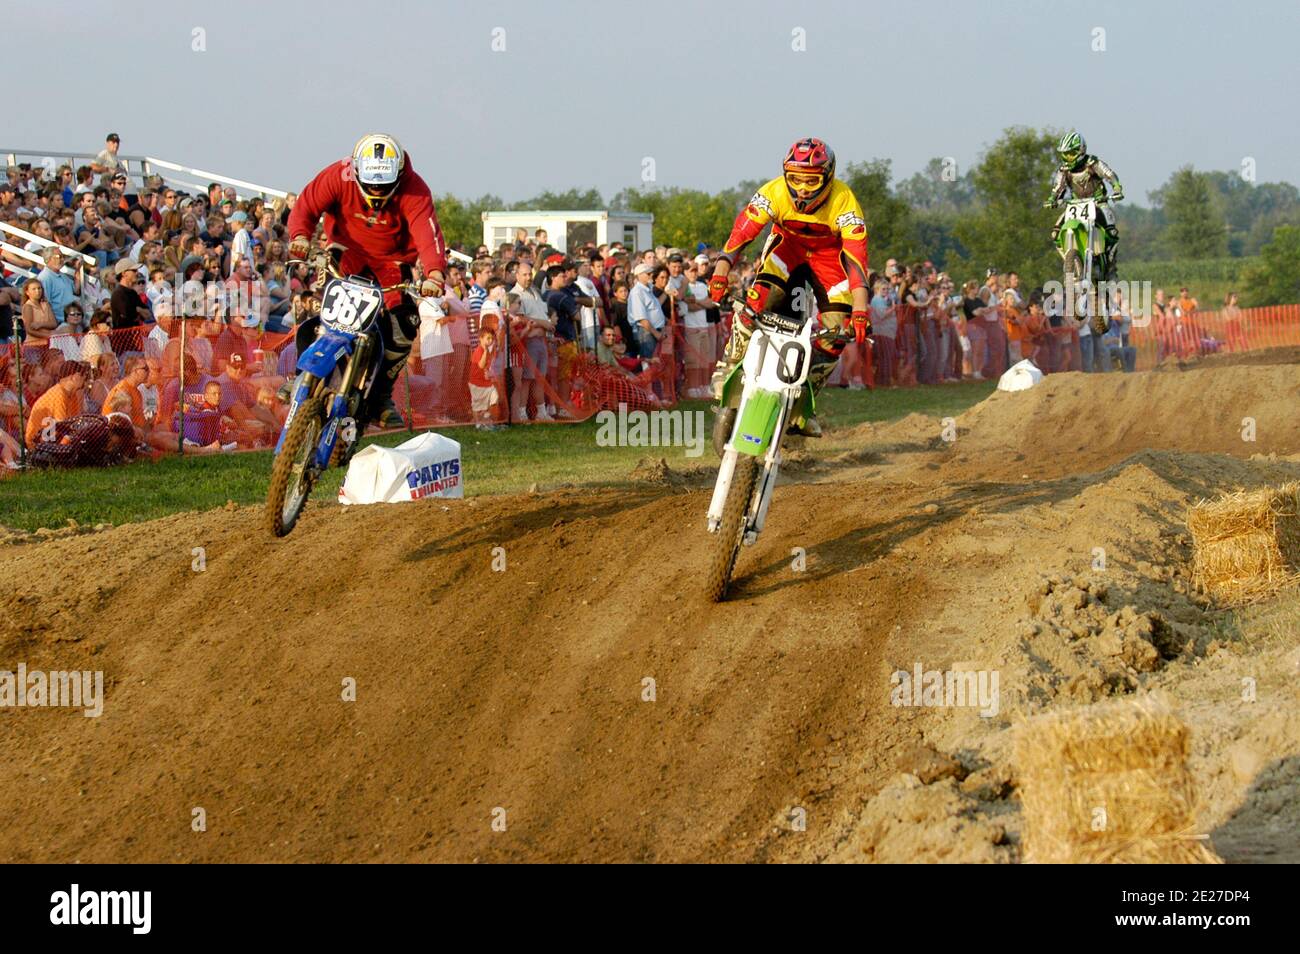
[{"left": 721, "top": 177, "right": 869, "bottom": 292}]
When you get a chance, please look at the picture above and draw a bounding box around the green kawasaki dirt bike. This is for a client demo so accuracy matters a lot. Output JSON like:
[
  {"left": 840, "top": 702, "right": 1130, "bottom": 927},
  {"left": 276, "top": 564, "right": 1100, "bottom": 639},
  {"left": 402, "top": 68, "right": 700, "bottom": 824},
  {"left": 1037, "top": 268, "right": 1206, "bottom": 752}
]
[
  {"left": 1053, "top": 195, "right": 1114, "bottom": 336},
  {"left": 705, "top": 301, "right": 850, "bottom": 602}
]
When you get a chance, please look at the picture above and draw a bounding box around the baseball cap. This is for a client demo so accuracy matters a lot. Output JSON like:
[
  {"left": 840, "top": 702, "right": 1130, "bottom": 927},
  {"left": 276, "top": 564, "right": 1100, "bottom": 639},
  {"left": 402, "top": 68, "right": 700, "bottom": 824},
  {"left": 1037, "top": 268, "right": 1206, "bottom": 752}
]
[
  {"left": 113, "top": 258, "right": 139, "bottom": 276},
  {"left": 632, "top": 263, "right": 653, "bottom": 276},
  {"left": 694, "top": 253, "right": 710, "bottom": 265},
  {"left": 229, "top": 211, "right": 248, "bottom": 223},
  {"left": 543, "top": 253, "right": 567, "bottom": 268},
  {"left": 668, "top": 253, "right": 684, "bottom": 263}
]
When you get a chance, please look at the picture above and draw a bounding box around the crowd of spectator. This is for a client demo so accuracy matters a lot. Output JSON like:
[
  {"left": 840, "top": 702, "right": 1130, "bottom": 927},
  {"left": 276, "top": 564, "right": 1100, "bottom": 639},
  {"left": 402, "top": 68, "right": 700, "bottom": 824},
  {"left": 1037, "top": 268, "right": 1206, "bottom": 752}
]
[{"left": 0, "top": 132, "right": 1264, "bottom": 472}]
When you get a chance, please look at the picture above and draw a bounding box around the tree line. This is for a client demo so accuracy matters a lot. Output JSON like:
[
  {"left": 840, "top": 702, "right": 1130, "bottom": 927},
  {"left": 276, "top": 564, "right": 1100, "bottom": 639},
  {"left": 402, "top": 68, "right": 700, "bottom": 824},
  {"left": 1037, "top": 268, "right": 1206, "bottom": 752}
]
[{"left": 433, "top": 127, "right": 1300, "bottom": 306}]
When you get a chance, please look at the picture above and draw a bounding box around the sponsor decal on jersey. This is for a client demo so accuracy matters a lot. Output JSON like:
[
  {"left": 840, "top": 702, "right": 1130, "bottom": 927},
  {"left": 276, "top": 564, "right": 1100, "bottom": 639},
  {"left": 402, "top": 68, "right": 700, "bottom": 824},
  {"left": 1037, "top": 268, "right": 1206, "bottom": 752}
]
[
  {"left": 748, "top": 192, "right": 775, "bottom": 217},
  {"left": 835, "top": 210, "right": 866, "bottom": 231}
]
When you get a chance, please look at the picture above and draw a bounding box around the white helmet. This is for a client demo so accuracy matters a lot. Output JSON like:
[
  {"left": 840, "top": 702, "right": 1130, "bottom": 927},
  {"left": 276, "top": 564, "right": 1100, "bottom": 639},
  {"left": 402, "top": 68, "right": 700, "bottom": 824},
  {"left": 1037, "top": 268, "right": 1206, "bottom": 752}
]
[{"left": 351, "top": 133, "right": 405, "bottom": 209}]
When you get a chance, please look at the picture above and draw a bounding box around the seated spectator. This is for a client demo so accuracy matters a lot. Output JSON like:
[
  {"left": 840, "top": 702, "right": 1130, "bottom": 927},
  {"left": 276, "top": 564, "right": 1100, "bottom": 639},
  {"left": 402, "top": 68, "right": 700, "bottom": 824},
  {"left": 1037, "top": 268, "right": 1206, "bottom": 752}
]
[
  {"left": 174, "top": 379, "right": 233, "bottom": 452},
  {"left": 89, "top": 352, "right": 121, "bottom": 409},
  {"left": 55, "top": 301, "right": 86, "bottom": 335},
  {"left": 0, "top": 356, "right": 24, "bottom": 437},
  {"left": 0, "top": 425, "right": 18, "bottom": 471},
  {"left": 1099, "top": 297, "right": 1137, "bottom": 373},
  {"left": 249, "top": 386, "right": 287, "bottom": 436},
  {"left": 25, "top": 360, "right": 88, "bottom": 446}
]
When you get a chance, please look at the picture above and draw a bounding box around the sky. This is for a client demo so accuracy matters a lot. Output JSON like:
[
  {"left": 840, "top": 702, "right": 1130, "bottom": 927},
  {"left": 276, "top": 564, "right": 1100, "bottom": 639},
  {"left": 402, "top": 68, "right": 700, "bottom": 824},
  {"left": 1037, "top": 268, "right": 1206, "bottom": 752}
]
[{"left": 7, "top": 0, "right": 1299, "bottom": 206}]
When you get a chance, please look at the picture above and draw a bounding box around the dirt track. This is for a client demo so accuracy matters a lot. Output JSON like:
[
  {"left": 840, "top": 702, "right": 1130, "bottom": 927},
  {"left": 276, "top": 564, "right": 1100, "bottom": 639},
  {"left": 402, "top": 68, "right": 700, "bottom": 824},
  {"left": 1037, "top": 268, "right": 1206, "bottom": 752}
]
[{"left": 3, "top": 355, "right": 1299, "bottom": 862}]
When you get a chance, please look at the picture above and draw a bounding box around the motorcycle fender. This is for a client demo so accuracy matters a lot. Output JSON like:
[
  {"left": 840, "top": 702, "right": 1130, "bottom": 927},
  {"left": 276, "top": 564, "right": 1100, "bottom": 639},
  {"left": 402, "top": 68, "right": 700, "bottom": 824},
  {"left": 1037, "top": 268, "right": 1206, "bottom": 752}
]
[
  {"left": 1057, "top": 221, "right": 1082, "bottom": 256},
  {"left": 297, "top": 330, "right": 356, "bottom": 379},
  {"left": 733, "top": 389, "right": 782, "bottom": 457},
  {"left": 718, "top": 360, "right": 746, "bottom": 408}
]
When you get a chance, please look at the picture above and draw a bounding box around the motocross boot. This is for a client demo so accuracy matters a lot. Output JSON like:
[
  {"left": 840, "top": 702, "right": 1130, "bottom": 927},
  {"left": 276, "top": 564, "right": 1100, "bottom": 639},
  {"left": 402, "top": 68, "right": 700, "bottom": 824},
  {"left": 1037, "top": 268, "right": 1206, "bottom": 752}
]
[{"left": 787, "top": 348, "right": 838, "bottom": 439}]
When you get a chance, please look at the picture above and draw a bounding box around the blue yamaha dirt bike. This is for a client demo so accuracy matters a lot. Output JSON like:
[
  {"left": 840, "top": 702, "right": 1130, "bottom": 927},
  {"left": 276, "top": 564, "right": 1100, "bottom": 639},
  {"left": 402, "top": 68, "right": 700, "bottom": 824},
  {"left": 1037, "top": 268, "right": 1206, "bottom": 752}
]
[
  {"left": 705, "top": 300, "right": 850, "bottom": 601},
  {"left": 265, "top": 258, "right": 418, "bottom": 537}
]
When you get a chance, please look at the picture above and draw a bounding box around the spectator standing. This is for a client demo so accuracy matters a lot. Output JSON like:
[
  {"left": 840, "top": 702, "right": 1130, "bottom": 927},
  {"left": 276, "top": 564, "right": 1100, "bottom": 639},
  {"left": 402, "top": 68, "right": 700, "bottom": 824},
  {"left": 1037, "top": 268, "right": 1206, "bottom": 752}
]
[
  {"left": 21, "top": 279, "right": 59, "bottom": 349},
  {"left": 678, "top": 261, "right": 712, "bottom": 397},
  {"left": 511, "top": 262, "right": 552, "bottom": 421},
  {"left": 627, "top": 263, "right": 666, "bottom": 359},
  {"left": 110, "top": 259, "right": 151, "bottom": 350},
  {"left": 541, "top": 265, "right": 581, "bottom": 413},
  {"left": 870, "top": 279, "right": 898, "bottom": 386},
  {"left": 1222, "top": 291, "right": 1248, "bottom": 352},
  {"left": 91, "top": 133, "right": 124, "bottom": 176}
]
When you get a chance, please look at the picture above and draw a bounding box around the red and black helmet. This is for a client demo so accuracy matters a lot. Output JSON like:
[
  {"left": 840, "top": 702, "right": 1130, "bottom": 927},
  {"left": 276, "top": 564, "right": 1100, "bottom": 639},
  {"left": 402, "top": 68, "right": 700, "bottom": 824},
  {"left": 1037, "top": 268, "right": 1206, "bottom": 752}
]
[{"left": 783, "top": 137, "right": 836, "bottom": 213}]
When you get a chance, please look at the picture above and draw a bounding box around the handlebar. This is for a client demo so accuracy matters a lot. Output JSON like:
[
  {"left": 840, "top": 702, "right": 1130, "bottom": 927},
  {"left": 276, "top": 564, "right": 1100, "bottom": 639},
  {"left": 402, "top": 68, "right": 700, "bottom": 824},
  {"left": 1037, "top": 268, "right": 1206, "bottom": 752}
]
[
  {"left": 286, "top": 256, "right": 419, "bottom": 295},
  {"left": 716, "top": 293, "right": 854, "bottom": 343}
]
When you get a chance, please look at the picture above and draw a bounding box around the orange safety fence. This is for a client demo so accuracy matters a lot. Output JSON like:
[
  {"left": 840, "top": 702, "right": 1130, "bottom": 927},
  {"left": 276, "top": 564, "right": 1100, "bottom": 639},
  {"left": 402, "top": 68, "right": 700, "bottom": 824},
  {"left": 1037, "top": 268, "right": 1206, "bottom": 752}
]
[
  {"left": 6, "top": 303, "right": 1300, "bottom": 474},
  {"left": 1129, "top": 304, "right": 1300, "bottom": 369}
]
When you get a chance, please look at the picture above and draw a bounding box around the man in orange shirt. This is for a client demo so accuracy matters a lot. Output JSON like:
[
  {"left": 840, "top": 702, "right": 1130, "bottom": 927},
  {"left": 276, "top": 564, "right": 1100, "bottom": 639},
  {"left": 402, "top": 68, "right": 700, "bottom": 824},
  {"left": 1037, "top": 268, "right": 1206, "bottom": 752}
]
[
  {"left": 101, "top": 356, "right": 148, "bottom": 426},
  {"left": 25, "top": 361, "right": 88, "bottom": 446},
  {"left": 1178, "top": 287, "right": 1198, "bottom": 316}
]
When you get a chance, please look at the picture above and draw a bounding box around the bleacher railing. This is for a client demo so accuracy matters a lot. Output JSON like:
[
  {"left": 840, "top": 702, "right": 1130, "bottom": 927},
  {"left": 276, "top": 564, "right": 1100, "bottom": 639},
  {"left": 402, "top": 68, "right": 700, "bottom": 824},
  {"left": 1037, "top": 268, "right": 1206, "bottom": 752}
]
[{"left": 3, "top": 148, "right": 287, "bottom": 201}]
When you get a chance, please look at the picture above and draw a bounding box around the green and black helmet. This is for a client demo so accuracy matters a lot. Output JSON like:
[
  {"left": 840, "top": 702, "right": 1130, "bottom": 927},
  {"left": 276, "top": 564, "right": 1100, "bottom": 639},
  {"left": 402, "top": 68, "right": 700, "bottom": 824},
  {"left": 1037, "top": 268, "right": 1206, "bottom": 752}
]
[{"left": 1058, "top": 131, "right": 1087, "bottom": 169}]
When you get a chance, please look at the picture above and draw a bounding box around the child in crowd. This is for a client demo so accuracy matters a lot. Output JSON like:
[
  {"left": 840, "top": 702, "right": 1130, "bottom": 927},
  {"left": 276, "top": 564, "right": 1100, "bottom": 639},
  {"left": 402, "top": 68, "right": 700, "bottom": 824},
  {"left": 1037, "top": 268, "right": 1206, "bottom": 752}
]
[
  {"left": 176, "top": 380, "right": 235, "bottom": 452},
  {"left": 467, "top": 328, "right": 500, "bottom": 429}
]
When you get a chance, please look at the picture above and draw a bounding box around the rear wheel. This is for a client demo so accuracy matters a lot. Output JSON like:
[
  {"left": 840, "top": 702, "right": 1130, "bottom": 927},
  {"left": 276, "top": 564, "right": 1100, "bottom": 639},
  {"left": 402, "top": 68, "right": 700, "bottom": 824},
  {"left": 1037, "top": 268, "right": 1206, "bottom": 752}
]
[
  {"left": 266, "top": 396, "right": 324, "bottom": 538},
  {"left": 1089, "top": 255, "right": 1112, "bottom": 336},
  {"left": 1062, "top": 249, "right": 1084, "bottom": 325},
  {"left": 704, "top": 454, "right": 759, "bottom": 602}
]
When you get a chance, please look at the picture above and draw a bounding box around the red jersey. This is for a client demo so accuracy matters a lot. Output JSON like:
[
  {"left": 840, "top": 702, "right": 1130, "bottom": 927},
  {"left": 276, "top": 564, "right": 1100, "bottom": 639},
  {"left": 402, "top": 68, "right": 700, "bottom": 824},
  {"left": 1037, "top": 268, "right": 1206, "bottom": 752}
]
[{"left": 287, "top": 152, "right": 448, "bottom": 301}]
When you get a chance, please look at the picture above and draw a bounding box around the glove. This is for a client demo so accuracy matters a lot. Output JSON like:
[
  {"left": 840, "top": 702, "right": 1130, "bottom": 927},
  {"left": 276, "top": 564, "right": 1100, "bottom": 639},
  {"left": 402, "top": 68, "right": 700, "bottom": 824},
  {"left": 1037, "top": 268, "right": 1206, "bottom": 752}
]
[
  {"left": 420, "top": 277, "right": 444, "bottom": 298},
  {"left": 1042, "top": 198, "right": 1058, "bottom": 210},
  {"left": 288, "top": 236, "right": 310, "bottom": 261},
  {"left": 851, "top": 310, "right": 872, "bottom": 345},
  {"left": 707, "top": 273, "right": 729, "bottom": 303},
  {"left": 1111, "top": 189, "right": 1125, "bottom": 202}
]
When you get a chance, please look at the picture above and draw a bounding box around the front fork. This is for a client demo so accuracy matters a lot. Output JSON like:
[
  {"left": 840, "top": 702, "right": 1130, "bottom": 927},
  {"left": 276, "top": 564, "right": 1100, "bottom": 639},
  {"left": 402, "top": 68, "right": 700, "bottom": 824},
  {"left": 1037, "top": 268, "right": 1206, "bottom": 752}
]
[
  {"left": 274, "top": 332, "right": 375, "bottom": 463},
  {"left": 313, "top": 333, "right": 375, "bottom": 468}
]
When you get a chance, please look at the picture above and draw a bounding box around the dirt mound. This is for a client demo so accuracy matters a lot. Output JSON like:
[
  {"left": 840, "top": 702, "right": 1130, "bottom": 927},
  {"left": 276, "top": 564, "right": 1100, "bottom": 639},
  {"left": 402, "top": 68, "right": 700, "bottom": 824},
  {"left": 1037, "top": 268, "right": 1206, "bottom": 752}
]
[
  {"left": 948, "top": 364, "right": 1300, "bottom": 478},
  {"left": 1164, "top": 344, "right": 1300, "bottom": 372},
  {"left": 3, "top": 360, "right": 1300, "bottom": 863}
]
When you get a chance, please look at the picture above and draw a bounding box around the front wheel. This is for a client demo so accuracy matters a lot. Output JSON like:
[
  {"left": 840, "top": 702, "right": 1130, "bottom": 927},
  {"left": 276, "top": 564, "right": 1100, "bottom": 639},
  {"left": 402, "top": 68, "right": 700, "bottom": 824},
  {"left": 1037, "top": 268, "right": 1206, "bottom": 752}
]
[
  {"left": 704, "top": 454, "right": 759, "bottom": 602},
  {"left": 266, "top": 396, "right": 324, "bottom": 538}
]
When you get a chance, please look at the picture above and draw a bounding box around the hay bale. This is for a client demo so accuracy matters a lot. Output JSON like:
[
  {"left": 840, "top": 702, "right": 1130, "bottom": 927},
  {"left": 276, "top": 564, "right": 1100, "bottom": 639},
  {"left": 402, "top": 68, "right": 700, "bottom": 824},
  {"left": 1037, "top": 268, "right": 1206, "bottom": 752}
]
[
  {"left": 1187, "top": 482, "right": 1300, "bottom": 605},
  {"left": 1015, "top": 697, "right": 1221, "bottom": 864}
]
